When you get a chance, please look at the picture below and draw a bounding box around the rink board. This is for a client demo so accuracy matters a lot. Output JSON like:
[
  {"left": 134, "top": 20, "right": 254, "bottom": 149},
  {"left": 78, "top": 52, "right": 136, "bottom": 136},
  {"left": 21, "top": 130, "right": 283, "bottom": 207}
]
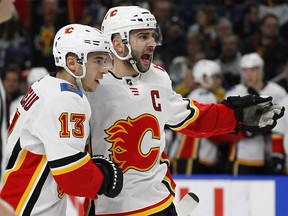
[
  {"left": 173, "top": 175, "right": 288, "bottom": 216},
  {"left": 66, "top": 175, "right": 288, "bottom": 216}
]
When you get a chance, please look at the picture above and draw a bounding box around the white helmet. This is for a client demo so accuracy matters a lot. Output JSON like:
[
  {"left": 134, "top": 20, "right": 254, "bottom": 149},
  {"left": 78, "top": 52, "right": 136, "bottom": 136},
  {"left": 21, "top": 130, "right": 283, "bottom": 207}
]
[
  {"left": 192, "top": 59, "right": 221, "bottom": 89},
  {"left": 101, "top": 6, "right": 162, "bottom": 72},
  {"left": 240, "top": 53, "right": 264, "bottom": 81},
  {"left": 240, "top": 52, "right": 264, "bottom": 70},
  {"left": 102, "top": 6, "right": 160, "bottom": 45},
  {"left": 53, "top": 23, "right": 110, "bottom": 79},
  {"left": 27, "top": 67, "right": 49, "bottom": 86}
]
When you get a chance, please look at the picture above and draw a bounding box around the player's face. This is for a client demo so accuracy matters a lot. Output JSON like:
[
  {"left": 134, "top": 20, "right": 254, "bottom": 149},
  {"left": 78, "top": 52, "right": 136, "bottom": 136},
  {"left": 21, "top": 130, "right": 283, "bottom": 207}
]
[
  {"left": 129, "top": 29, "right": 157, "bottom": 72},
  {"left": 242, "top": 67, "right": 262, "bottom": 88},
  {"left": 0, "top": 0, "right": 15, "bottom": 24},
  {"left": 81, "top": 52, "right": 112, "bottom": 92}
]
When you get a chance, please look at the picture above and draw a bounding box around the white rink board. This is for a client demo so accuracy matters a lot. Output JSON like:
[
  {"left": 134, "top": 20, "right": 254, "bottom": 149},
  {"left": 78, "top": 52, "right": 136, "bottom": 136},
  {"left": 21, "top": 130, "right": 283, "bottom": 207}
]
[{"left": 173, "top": 179, "right": 275, "bottom": 216}]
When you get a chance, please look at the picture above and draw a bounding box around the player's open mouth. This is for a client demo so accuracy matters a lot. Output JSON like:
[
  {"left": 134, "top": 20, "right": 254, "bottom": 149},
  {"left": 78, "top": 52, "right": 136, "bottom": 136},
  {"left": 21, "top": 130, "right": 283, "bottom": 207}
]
[{"left": 141, "top": 53, "right": 151, "bottom": 64}]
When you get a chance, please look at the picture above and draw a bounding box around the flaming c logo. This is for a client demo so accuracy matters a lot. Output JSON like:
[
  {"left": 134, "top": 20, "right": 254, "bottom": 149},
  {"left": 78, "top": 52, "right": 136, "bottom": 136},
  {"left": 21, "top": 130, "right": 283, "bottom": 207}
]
[{"left": 105, "top": 114, "right": 160, "bottom": 173}]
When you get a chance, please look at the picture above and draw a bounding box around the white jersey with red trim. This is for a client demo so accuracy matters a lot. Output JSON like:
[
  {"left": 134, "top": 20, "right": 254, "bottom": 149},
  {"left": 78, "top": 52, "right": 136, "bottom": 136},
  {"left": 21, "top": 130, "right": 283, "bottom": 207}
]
[
  {"left": 225, "top": 82, "right": 286, "bottom": 164},
  {"left": 86, "top": 64, "right": 237, "bottom": 215},
  {"left": 1, "top": 75, "right": 104, "bottom": 216}
]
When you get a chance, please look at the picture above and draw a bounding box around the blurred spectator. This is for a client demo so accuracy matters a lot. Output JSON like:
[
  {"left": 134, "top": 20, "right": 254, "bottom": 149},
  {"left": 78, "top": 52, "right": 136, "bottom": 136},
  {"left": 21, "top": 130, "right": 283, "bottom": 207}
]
[
  {"left": 170, "top": 60, "right": 222, "bottom": 175},
  {"left": 149, "top": 0, "right": 176, "bottom": 31},
  {"left": 215, "top": 33, "right": 242, "bottom": 90},
  {"left": 187, "top": 4, "right": 219, "bottom": 59},
  {"left": 9, "top": 67, "right": 48, "bottom": 117},
  {"left": 30, "top": 0, "right": 68, "bottom": 73},
  {"left": 1, "top": 64, "right": 22, "bottom": 122},
  {"left": 259, "top": 2, "right": 288, "bottom": 26},
  {"left": 169, "top": 32, "right": 205, "bottom": 92},
  {"left": 150, "top": 0, "right": 185, "bottom": 68},
  {"left": 233, "top": 1, "right": 259, "bottom": 40},
  {"left": 0, "top": 11, "right": 30, "bottom": 73},
  {"left": 0, "top": 2, "right": 21, "bottom": 215},
  {"left": 212, "top": 17, "right": 234, "bottom": 58},
  {"left": 214, "top": 0, "right": 242, "bottom": 24},
  {"left": 242, "top": 13, "right": 288, "bottom": 81},
  {"left": 159, "top": 15, "right": 188, "bottom": 69},
  {"left": 77, "top": 0, "right": 107, "bottom": 29},
  {"left": 225, "top": 53, "right": 286, "bottom": 175},
  {"left": 0, "top": 0, "right": 16, "bottom": 183},
  {"left": 66, "top": 0, "right": 86, "bottom": 23},
  {"left": 271, "top": 60, "right": 288, "bottom": 92},
  {"left": 215, "top": 17, "right": 233, "bottom": 39}
]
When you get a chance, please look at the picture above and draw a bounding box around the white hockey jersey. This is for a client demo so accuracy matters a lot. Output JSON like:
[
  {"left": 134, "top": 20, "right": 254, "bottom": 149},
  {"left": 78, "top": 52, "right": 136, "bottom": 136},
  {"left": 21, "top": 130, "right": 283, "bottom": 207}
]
[
  {"left": 171, "top": 88, "right": 219, "bottom": 165},
  {"left": 225, "top": 82, "right": 286, "bottom": 164},
  {"left": 86, "top": 64, "right": 238, "bottom": 215},
  {"left": 1, "top": 75, "right": 104, "bottom": 216}
]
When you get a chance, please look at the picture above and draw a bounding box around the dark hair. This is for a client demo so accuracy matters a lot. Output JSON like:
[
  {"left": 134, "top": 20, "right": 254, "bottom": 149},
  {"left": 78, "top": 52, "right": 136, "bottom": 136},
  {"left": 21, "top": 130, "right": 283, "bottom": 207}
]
[
  {"left": 1, "top": 64, "right": 22, "bottom": 81},
  {"left": 197, "top": 4, "right": 218, "bottom": 25},
  {"left": 259, "top": 13, "right": 279, "bottom": 26},
  {"left": 242, "top": 2, "right": 259, "bottom": 15}
]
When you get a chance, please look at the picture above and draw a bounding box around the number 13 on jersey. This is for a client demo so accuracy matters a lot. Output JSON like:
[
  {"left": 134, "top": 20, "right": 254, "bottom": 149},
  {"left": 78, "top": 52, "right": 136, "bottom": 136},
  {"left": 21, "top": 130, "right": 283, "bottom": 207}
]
[{"left": 59, "top": 112, "right": 86, "bottom": 138}]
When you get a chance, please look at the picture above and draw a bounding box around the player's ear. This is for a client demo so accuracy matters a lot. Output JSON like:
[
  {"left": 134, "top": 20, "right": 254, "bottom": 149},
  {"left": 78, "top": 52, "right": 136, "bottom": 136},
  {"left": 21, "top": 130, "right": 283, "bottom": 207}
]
[
  {"left": 112, "top": 35, "right": 124, "bottom": 55},
  {"left": 66, "top": 54, "right": 77, "bottom": 72}
]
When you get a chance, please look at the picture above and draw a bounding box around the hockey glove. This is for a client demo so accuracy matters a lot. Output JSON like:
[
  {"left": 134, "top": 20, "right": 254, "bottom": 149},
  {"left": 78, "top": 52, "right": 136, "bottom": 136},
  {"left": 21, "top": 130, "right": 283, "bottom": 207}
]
[
  {"left": 92, "top": 156, "right": 123, "bottom": 198},
  {"left": 222, "top": 95, "right": 285, "bottom": 133},
  {"left": 269, "top": 154, "right": 285, "bottom": 174}
]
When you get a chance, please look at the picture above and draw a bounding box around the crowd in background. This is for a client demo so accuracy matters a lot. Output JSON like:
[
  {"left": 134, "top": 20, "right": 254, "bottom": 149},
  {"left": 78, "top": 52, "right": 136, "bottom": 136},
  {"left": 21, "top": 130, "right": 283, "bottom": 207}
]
[{"left": 1, "top": 0, "right": 288, "bottom": 176}]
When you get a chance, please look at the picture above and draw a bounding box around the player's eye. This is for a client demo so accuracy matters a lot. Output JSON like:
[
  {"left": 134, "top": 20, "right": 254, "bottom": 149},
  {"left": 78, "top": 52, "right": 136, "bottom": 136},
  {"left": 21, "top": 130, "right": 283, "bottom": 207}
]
[
  {"left": 95, "top": 59, "right": 105, "bottom": 66},
  {"left": 139, "top": 35, "right": 148, "bottom": 40}
]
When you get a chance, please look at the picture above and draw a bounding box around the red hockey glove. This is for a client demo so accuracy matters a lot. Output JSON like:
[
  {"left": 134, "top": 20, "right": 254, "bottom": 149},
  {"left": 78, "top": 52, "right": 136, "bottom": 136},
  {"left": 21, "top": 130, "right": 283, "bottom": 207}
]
[
  {"left": 92, "top": 156, "right": 123, "bottom": 198},
  {"left": 222, "top": 95, "right": 285, "bottom": 133}
]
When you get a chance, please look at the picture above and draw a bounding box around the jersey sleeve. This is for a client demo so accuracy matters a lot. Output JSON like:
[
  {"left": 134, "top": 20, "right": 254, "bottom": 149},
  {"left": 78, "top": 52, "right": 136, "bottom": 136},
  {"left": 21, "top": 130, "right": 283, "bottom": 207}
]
[
  {"left": 166, "top": 91, "right": 237, "bottom": 138},
  {"left": 34, "top": 93, "right": 103, "bottom": 199}
]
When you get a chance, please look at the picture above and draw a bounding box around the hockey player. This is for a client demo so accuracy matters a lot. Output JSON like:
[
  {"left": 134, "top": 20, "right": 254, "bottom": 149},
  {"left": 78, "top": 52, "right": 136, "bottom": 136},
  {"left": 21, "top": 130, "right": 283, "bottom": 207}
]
[
  {"left": 225, "top": 52, "right": 286, "bottom": 175},
  {"left": 0, "top": 24, "right": 123, "bottom": 216},
  {"left": 86, "top": 6, "right": 284, "bottom": 215},
  {"left": 170, "top": 59, "right": 222, "bottom": 174}
]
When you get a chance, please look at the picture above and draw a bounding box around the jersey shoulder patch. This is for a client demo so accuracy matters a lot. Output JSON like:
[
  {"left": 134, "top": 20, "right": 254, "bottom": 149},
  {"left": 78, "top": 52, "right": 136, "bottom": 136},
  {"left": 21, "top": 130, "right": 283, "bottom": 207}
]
[{"left": 60, "top": 83, "right": 83, "bottom": 97}]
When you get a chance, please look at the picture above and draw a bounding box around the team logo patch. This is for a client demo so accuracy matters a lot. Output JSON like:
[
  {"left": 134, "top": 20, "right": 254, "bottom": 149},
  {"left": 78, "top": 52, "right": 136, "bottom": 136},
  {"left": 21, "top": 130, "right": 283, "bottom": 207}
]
[
  {"left": 105, "top": 114, "right": 161, "bottom": 173},
  {"left": 60, "top": 83, "right": 83, "bottom": 97}
]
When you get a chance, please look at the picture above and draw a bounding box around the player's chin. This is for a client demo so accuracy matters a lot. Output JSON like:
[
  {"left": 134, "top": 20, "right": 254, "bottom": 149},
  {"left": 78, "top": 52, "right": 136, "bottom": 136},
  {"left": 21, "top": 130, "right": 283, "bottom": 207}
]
[
  {"left": 84, "top": 80, "right": 99, "bottom": 92},
  {"left": 138, "top": 61, "right": 151, "bottom": 72}
]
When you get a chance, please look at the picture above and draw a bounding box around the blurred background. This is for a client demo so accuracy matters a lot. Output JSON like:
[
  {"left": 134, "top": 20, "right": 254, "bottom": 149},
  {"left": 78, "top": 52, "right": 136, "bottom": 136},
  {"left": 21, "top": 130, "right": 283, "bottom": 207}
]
[{"left": 3, "top": 1, "right": 288, "bottom": 215}]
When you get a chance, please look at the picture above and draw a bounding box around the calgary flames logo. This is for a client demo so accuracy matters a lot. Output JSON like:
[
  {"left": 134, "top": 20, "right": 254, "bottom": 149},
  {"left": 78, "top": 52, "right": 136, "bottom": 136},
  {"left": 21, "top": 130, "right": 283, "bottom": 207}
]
[{"left": 105, "top": 114, "right": 160, "bottom": 173}]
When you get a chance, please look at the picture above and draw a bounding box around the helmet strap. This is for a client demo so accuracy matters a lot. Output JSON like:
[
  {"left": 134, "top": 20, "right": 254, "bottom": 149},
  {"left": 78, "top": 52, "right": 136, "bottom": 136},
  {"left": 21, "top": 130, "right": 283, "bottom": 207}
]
[
  {"left": 111, "top": 43, "right": 143, "bottom": 74},
  {"left": 63, "top": 57, "right": 87, "bottom": 92}
]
